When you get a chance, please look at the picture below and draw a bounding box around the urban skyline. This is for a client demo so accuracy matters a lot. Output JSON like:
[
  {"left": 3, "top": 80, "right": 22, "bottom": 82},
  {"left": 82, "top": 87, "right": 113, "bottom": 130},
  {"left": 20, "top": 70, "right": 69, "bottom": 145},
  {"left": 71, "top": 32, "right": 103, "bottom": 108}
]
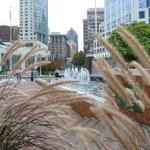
[{"left": 0, "top": 0, "right": 104, "bottom": 50}]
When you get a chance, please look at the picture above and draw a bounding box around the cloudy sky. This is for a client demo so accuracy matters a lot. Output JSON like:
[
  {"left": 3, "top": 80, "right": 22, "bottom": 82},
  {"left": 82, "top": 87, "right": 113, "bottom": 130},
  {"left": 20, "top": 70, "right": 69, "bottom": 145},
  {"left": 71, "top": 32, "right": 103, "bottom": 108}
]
[{"left": 0, "top": 0, "right": 104, "bottom": 50}]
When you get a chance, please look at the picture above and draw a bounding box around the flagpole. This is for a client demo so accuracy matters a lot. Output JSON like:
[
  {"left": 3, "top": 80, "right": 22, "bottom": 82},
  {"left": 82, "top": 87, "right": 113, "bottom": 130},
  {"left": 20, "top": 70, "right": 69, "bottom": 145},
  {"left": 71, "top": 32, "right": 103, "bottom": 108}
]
[
  {"left": 95, "top": 0, "right": 97, "bottom": 55},
  {"left": 9, "top": 7, "right": 12, "bottom": 70},
  {"left": 10, "top": 7, "right": 12, "bottom": 43}
]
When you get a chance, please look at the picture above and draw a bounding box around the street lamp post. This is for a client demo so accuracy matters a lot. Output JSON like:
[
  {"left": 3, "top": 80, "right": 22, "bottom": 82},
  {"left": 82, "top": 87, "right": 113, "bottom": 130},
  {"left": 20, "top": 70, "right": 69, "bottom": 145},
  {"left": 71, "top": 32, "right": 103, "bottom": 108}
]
[
  {"left": 38, "top": 54, "right": 42, "bottom": 76},
  {"left": 10, "top": 7, "right": 12, "bottom": 43},
  {"left": 94, "top": 0, "right": 97, "bottom": 55},
  {"left": 9, "top": 7, "right": 12, "bottom": 70}
]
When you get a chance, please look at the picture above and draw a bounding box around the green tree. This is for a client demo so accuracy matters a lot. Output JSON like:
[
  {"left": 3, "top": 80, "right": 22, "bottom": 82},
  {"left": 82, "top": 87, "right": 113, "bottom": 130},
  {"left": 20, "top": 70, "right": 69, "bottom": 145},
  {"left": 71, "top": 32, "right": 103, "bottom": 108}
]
[
  {"left": 72, "top": 51, "right": 85, "bottom": 67},
  {"left": 109, "top": 22, "right": 150, "bottom": 62}
]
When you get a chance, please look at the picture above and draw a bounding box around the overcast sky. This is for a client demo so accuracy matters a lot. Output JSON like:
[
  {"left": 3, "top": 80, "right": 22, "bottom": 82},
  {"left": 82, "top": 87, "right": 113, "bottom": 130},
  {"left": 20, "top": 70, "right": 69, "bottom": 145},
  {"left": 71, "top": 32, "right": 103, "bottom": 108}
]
[{"left": 0, "top": 0, "right": 104, "bottom": 50}]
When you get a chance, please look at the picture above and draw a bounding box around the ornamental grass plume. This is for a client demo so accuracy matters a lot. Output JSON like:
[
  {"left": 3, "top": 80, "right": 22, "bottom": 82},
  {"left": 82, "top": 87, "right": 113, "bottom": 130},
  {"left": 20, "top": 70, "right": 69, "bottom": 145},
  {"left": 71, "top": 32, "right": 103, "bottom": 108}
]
[
  {"left": 90, "top": 27, "right": 150, "bottom": 149},
  {"left": 116, "top": 26, "right": 150, "bottom": 67},
  {"left": 0, "top": 40, "right": 24, "bottom": 65},
  {"left": 0, "top": 42, "right": 87, "bottom": 150},
  {"left": 94, "top": 58, "right": 131, "bottom": 105},
  {"left": 69, "top": 126, "right": 105, "bottom": 149},
  {"left": 91, "top": 106, "right": 150, "bottom": 149},
  {"left": 129, "top": 61, "right": 150, "bottom": 86},
  {"left": 11, "top": 44, "right": 45, "bottom": 76},
  {"left": 93, "top": 32, "right": 128, "bottom": 70},
  {"left": 0, "top": 73, "right": 94, "bottom": 150},
  {"left": 0, "top": 86, "right": 75, "bottom": 149},
  {"left": 20, "top": 61, "right": 51, "bottom": 75},
  {"left": 93, "top": 30, "right": 150, "bottom": 108},
  {"left": 1, "top": 34, "right": 150, "bottom": 150}
]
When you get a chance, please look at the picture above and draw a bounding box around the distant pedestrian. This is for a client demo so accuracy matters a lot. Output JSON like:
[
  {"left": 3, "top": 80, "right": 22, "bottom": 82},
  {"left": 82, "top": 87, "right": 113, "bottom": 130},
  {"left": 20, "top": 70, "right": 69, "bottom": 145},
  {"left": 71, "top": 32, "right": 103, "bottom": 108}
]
[
  {"left": 19, "top": 74, "right": 22, "bottom": 80},
  {"left": 31, "top": 71, "right": 34, "bottom": 82},
  {"left": 16, "top": 73, "right": 22, "bottom": 81}
]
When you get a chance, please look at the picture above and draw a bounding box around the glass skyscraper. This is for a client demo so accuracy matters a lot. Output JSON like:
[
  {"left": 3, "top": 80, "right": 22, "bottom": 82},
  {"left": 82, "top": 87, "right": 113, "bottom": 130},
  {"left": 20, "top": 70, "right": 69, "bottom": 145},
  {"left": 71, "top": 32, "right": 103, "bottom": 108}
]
[
  {"left": 103, "top": 0, "right": 150, "bottom": 39},
  {"left": 95, "top": 0, "right": 150, "bottom": 59},
  {"left": 20, "top": 0, "right": 48, "bottom": 44}
]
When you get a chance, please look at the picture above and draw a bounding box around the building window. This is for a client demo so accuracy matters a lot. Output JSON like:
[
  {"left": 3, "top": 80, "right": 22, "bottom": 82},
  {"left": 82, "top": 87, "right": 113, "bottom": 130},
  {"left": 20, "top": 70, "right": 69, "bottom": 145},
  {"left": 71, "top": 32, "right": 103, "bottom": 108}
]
[
  {"left": 129, "top": 14, "right": 131, "bottom": 22},
  {"left": 139, "top": 0, "right": 146, "bottom": 8},
  {"left": 118, "top": 18, "right": 121, "bottom": 24},
  {"left": 148, "top": 0, "right": 150, "bottom": 7},
  {"left": 139, "top": 11, "right": 145, "bottom": 19}
]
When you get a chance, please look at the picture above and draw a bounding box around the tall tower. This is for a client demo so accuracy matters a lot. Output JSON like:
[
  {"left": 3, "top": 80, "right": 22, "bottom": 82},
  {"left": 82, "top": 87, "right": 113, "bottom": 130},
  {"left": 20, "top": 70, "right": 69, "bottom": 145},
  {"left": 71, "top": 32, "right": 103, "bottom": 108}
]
[
  {"left": 83, "top": 8, "right": 104, "bottom": 54},
  {"left": 19, "top": 0, "right": 48, "bottom": 44},
  {"left": 66, "top": 28, "right": 78, "bottom": 45},
  {"left": 66, "top": 28, "right": 78, "bottom": 58}
]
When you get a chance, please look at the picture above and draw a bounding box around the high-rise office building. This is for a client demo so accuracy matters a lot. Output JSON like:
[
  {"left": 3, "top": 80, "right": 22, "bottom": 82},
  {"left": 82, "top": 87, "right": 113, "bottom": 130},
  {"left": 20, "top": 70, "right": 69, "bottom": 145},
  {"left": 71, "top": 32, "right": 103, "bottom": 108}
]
[
  {"left": 19, "top": 0, "right": 48, "bottom": 44},
  {"left": 83, "top": 8, "right": 104, "bottom": 54},
  {"left": 0, "top": 26, "right": 19, "bottom": 42},
  {"left": 104, "top": 0, "right": 150, "bottom": 38},
  {"left": 66, "top": 28, "right": 78, "bottom": 44},
  {"left": 49, "top": 33, "right": 71, "bottom": 65},
  {"left": 96, "top": 0, "right": 150, "bottom": 58},
  {"left": 66, "top": 28, "right": 78, "bottom": 58}
]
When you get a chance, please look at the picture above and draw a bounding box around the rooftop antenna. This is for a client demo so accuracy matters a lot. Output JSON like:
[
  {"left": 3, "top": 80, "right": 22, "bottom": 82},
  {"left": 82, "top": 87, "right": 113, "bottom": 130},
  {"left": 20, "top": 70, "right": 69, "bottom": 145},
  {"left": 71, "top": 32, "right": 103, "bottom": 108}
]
[
  {"left": 94, "top": 0, "right": 97, "bottom": 56},
  {"left": 10, "top": 7, "right": 12, "bottom": 43}
]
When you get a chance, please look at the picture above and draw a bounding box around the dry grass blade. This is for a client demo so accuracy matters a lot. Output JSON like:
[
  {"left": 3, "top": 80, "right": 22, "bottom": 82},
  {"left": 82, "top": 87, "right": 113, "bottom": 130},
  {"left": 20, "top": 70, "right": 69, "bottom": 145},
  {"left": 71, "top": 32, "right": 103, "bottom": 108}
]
[
  {"left": 93, "top": 32, "right": 128, "bottom": 70},
  {"left": 115, "top": 67, "right": 150, "bottom": 108},
  {"left": 21, "top": 61, "right": 51, "bottom": 75},
  {"left": 11, "top": 44, "right": 45, "bottom": 76},
  {"left": 71, "top": 126, "right": 103, "bottom": 149},
  {"left": 28, "top": 89, "right": 78, "bottom": 101},
  {"left": 35, "top": 79, "right": 80, "bottom": 93},
  {"left": 97, "top": 92, "right": 119, "bottom": 109},
  {"left": 0, "top": 88, "right": 78, "bottom": 149},
  {"left": 94, "top": 108, "right": 131, "bottom": 149},
  {"left": 91, "top": 106, "right": 140, "bottom": 150},
  {"left": 94, "top": 58, "right": 131, "bottom": 105},
  {"left": 112, "top": 117, "right": 139, "bottom": 150},
  {"left": 91, "top": 106, "right": 149, "bottom": 147},
  {"left": 116, "top": 26, "right": 150, "bottom": 67},
  {"left": 129, "top": 61, "right": 150, "bottom": 86},
  {"left": 0, "top": 40, "right": 24, "bottom": 65}
]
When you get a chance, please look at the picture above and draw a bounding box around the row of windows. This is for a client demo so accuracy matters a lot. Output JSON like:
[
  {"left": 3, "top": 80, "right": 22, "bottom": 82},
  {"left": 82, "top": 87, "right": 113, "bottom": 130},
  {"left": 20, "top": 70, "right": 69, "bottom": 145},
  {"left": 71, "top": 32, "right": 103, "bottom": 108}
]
[
  {"left": 104, "top": 14, "right": 132, "bottom": 32},
  {"left": 20, "top": 23, "right": 33, "bottom": 26},
  {"left": 105, "top": 0, "right": 132, "bottom": 18},
  {"left": 51, "top": 37, "right": 63, "bottom": 40},
  {"left": 20, "top": 32, "right": 33, "bottom": 35},
  {"left": 20, "top": 37, "right": 35, "bottom": 40},
  {"left": 20, "top": 6, "right": 31, "bottom": 10},
  {"left": 20, "top": 17, "right": 33, "bottom": 23},
  {"left": 51, "top": 47, "right": 63, "bottom": 50}
]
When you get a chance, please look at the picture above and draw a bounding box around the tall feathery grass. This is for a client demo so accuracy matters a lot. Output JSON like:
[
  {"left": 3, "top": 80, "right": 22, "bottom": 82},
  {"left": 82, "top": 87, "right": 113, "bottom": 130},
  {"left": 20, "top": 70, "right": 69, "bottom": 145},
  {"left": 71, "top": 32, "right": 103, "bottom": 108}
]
[
  {"left": 0, "top": 27, "right": 150, "bottom": 150},
  {"left": 0, "top": 41, "right": 91, "bottom": 150},
  {"left": 86, "top": 26, "right": 150, "bottom": 149},
  {"left": 65, "top": 27, "right": 150, "bottom": 150}
]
